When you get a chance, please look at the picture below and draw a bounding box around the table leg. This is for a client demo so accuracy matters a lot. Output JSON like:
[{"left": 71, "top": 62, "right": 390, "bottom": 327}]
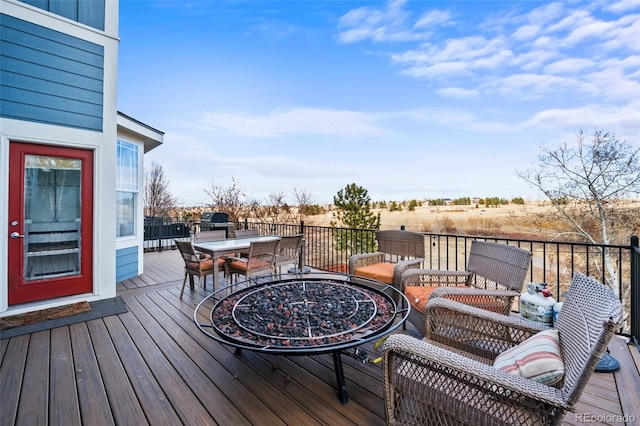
[
  {"left": 212, "top": 256, "right": 220, "bottom": 291},
  {"left": 332, "top": 351, "right": 348, "bottom": 404}
]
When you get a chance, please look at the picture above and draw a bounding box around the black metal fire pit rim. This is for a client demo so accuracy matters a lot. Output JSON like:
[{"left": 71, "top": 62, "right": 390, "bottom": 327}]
[{"left": 194, "top": 273, "right": 410, "bottom": 355}]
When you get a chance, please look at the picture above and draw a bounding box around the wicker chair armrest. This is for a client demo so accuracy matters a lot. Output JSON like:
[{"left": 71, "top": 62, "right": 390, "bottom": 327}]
[
  {"left": 391, "top": 258, "right": 424, "bottom": 292},
  {"left": 401, "top": 268, "right": 471, "bottom": 289},
  {"left": 429, "top": 287, "right": 520, "bottom": 316},
  {"left": 348, "top": 252, "right": 385, "bottom": 274},
  {"left": 183, "top": 253, "right": 201, "bottom": 263},
  {"left": 382, "top": 334, "right": 568, "bottom": 424},
  {"left": 424, "top": 298, "right": 549, "bottom": 360}
]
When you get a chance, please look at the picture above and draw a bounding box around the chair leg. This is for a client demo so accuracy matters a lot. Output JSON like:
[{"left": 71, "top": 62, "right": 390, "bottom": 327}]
[
  {"left": 194, "top": 275, "right": 202, "bottom": 305},
  {"left": 180, "top": 272, "right": 189, "bottom": 299}
]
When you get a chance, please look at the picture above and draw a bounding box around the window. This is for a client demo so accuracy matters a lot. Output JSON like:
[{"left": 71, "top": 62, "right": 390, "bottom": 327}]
[{"left": 116, "top": 139, "right": 138, "bottom": 238}]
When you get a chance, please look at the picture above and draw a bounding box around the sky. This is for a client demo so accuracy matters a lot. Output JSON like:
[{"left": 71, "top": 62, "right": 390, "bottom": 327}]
[{"left": 117, "top": 0, "right": 640, "bottom": 207}]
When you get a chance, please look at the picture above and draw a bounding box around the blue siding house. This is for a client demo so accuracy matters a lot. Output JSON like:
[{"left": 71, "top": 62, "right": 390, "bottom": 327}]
[{"left": 1, "top": 0, "right": 163, "bottom": 314}]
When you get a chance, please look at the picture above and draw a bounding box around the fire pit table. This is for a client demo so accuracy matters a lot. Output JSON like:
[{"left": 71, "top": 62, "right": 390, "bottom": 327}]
[{"left": 194, "top": 274, "right": 410, "bottom": 404}]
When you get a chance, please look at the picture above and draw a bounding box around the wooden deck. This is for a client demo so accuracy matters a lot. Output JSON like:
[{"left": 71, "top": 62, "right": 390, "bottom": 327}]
[{"left": 1, "top": 249, "right": 639, "bottom": 425}]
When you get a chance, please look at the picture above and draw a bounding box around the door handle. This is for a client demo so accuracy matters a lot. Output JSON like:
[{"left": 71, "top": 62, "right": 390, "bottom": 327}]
[{"left": 10, "top": 232, "right": 24, "bottom": 239}]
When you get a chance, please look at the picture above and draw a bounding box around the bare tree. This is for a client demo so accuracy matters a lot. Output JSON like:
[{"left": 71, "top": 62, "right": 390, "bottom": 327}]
[
  {"left": 249, "top": 190, "right": 296, "bottom": 224},
  {"left": 293, "top": 187, "right": 314, "bottom": 222},
  {"left": 203, "top": 177, "right": 248, "bottom": 221},
  {"left": 517, "top": 129, "right": 640, "bottom": 298},
  {"left": 144, "top": 162, "right": 177, "bottom": 217}
]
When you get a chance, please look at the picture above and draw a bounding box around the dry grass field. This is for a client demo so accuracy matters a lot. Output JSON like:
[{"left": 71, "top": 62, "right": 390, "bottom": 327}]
[
  {"left": 306, "top": 200, "right": 640, "bottom": 241},
  {"left": 308, "top": 203, "right": 550, "bottom": 236}
]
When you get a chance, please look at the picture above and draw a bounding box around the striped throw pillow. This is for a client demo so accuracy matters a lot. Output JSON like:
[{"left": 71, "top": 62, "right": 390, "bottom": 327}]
[{"left": 493, "top": 329, "right": 564, "bottom": 385}]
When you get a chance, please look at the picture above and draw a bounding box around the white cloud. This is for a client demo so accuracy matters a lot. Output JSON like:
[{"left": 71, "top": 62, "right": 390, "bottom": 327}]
[
  {"left": 437, "top": 87, "right": 479, "bottom": 99},
  {"left": 601, "top": 14, "right": 640, "bottom": 51},
  {"left": 337, "top": 0, "right": 426, "bottom": 43},
  {"left": 414, "top": 9, "right": 452, "bottom": 28},
  {"left": 513, "top": 49, "right": 559, "bottom": 71},
  {"left": 523, "top": 2, "right": 566, "bottom": 27},
  {"left": 545, "top": 58, "right": 594, "bottom": 74},
  {"left": 522, "top": 104, "right": 640, "bottom": 135},
  {"left": 482, "top": 73, "right": 587, "bottom": 99},
  {"left": 195, "top": 108, "right": 390, "bottom": 138},
  {"left": 545, "top": 9, "right": 592, "bottom": 34},
  {"left": 605, "top": 0, "right": 640, "bottom": 13},
  {"left": 563, "top": 19, "right": 615, "bottom": 46},
  {"left": 513, "top": 24, "right": 541, "bottom": 41},
  {"left": 402, "top": 61, "right": 470, "bottom": 78}
]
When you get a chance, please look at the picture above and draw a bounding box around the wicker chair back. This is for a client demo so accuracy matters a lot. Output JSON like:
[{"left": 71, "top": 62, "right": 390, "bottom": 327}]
[{"left": 466, "top": 240, "right": 532, "bottom": 291}]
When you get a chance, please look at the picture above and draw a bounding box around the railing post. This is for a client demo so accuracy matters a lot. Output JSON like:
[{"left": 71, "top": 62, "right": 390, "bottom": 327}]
[
  {"left": 631, "top": 235, "right": 639, "bottom": 345},
  {"left": 299, "top": 220, "right": 306, "bottom": 274}
]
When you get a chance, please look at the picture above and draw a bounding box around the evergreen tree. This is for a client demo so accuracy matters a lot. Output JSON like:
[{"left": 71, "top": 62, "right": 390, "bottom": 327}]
[{"left": 330, "top": 183, "right": 381, "bottom": 255}]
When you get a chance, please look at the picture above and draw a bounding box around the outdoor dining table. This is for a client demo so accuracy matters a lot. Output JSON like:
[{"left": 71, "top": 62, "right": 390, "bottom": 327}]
[{"left": 193, "top": 235, "right": 282, "bottom": 288}]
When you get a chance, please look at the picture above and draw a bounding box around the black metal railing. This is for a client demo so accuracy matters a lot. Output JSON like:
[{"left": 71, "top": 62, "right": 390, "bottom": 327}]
[
  {"left": 631, "top": 236, "right": 639, "bottom": 345},
  {"left": 143, "top": 216, "right": 190, "bottom": 251}
]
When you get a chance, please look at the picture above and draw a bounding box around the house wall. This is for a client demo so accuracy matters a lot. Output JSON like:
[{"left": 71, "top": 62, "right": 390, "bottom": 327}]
[
  {"left": 0, "top": 13, "right": 104, "bottom": 130},
  {"left": 0, "top": 0, "right": 119, "bottom": 314}
]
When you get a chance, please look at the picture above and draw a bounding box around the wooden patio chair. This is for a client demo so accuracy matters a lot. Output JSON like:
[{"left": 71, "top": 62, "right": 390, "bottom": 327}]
[
  {"left": 274, "top": 234, "right": 304, "bottom": 277},
  {"left": 383, "top": 273, "right": 623, "bottom": 425},
  {"left": 225, "top": 238, "right": 281, "bottom": 285},
  {"left": 175, "top": 239, "right": 225, "bottom": 305},
  {"left": 348, "top": 230, "right": 425, "bottom": 294},
  {"left": 402, "top": 240, "right": 531, "bottom": 336}
]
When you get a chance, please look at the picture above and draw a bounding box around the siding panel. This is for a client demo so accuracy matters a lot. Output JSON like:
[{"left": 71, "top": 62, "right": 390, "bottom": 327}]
[
  {"left": 1, "top": 100, "right": 103, "bottom": 130},
  {"left": 116, "top": 247, "right": 139, "bottom": 283},
  {"left": 2, "top": 25, "right": 104, "bottom": 69},
  {"left": 78, "top": 0, "right": 105, "bottom": 32},
  {"left": 0, "top": 14, "right": 104, "bottom": 131},
  {"left": 19, "top": 0, "right": 105, "bottom": 31}
]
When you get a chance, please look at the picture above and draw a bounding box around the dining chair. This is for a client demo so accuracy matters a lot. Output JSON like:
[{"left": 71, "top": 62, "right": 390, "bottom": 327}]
[
  {"left": 192, "top": 230, "right": 226, "bottom": 242},
  {"left": 225, "top": 238, "right": 281, "bottom": 285},
  {"left": 175, "top": 239, "right": 225, "bottom": 304},
  {"left": 274, "top": 234, "right": 304, "bottom": 277},
  {"left": 234, "top": 229, "right": 260, "bottom": 238}
]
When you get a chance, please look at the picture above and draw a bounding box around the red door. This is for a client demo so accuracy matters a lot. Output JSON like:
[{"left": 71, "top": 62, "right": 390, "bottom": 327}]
[{"left": 8, "top": 142, "right": 94, "bottom": 305}]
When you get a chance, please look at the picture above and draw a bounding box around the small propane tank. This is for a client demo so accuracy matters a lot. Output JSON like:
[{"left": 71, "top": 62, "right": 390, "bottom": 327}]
[
  {"left": 553, "top": 302, "right": 563, "bottom": 326},
  {"left": 520, "top": 283, "right": 556, "bottom": 326}
]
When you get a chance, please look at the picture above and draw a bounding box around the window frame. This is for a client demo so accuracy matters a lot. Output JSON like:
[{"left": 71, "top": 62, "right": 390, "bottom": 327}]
[{"left": 116, "top": 138, "right": 139, "bottom": 239}]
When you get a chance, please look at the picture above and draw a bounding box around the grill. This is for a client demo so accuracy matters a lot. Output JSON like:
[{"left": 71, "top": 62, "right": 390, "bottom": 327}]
[
  {"left": 199, "top": 212, "right": 233, "bottom": 237},
  {"left": 195, "top": 274, "right": 410, "bottom": 403}
]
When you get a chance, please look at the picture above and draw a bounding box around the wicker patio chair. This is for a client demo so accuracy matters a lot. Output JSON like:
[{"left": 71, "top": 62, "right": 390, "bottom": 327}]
[
  {"left": 192, "top": 230, "right": 226, "bottom": 242},
  {"left": 234, "top": 229, "right": 260, "bottom": 238},
  {"left": 348, "top": 230, "right": 425, "bottom": 294},
  {"left": 274, "top": 234, "right": 304, "bottom": 277},
  {"left": 402, "top": 240, "right": 531, "bottom": 336},
  {"left": 225, "top": 238, "right": 281, "bottom": 285},
  {"left": 175, "top": 239, "right": 226, "bottom": 305},
  {"left": 382, "top": 273, "right": 622, "bottom": 425},
  {"left": 232, "top": 229, "right": 261, "bottom": 257}
]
